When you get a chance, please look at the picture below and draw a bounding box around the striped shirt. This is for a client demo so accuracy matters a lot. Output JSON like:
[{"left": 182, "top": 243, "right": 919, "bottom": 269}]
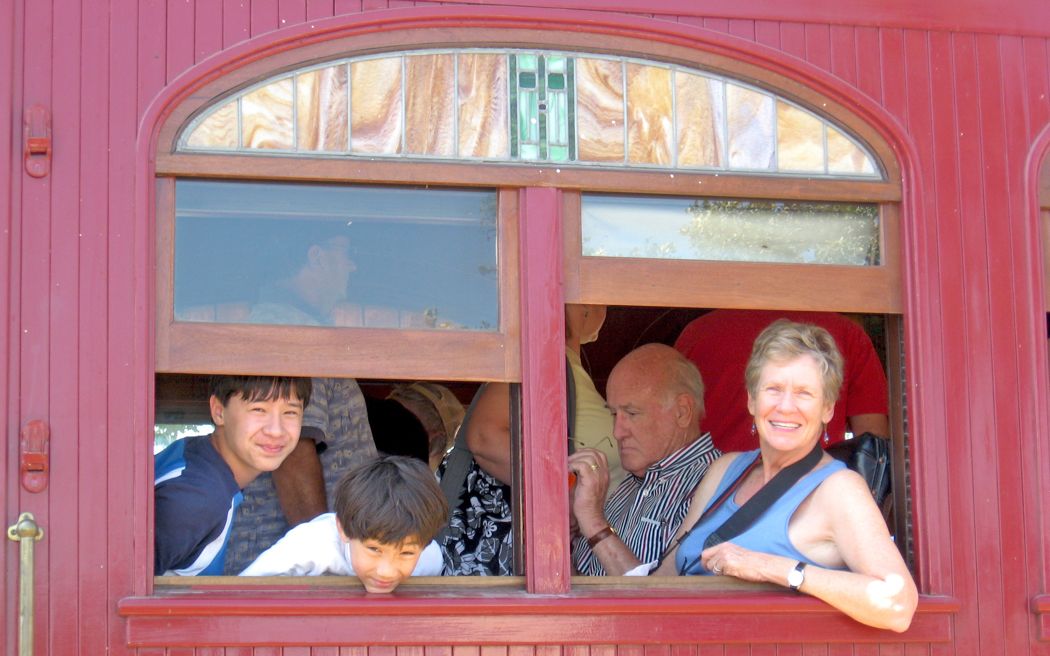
[{"left": 572, "top": 433, "right": 721, "bottom": 575}]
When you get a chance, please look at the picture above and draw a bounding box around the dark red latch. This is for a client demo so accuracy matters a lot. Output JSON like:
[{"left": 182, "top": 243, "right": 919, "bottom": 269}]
[
  {"left": 23, "top": 104, "right": 52, "bottom": 178},
  {"left": 20, "top": 420, "right": 50, "bottom": 493}
]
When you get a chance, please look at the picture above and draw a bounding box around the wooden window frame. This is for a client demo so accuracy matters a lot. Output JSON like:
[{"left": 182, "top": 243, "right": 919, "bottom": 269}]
[
  {"left": 131, "top": 24, "right": 958, "bottom": 648},
  {"left": 1041, "top": 154, "right": 1050, "bottom": 311},
  {"left": 155, "top": 177, "right": 522, "bottom": 382}
]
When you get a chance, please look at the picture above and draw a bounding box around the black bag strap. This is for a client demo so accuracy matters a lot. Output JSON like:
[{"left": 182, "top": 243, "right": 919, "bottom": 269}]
[
  {"left": 703, "top": 442, "right": 823, "bottom": 549},
  {"left": 657, "top": 442, "right": 824, "bottom": 574},
  {"left": 565, "top": 354, "right": 577, "bottom": 453},
  {"left": 438, "top": 383, "right": 488, "bottom": 512}
]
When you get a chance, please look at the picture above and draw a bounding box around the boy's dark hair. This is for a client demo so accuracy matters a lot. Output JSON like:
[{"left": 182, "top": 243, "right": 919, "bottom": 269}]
[
  {"left": 208, "top": 375, "right": 312, "bottom": 409},
  {"left": 335, "top": 455, "right": 449, "bottom": 546}
]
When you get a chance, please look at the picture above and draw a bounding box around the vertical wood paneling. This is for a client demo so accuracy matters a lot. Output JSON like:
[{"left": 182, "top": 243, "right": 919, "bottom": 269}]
[
  {"left": 51, "top": 0, "right": 85, "bottom": 649},
  {"left": 76, "top": 0, "right": 112, "bottom": 649},
  {"left": 307, "top": 0, "right": 335, "bottom": 19},
  {"left": 251, "top": 0, "right": 279, "bottom": 36},
  {"left": 753, "top": 20, "right": 780, "bottom": 48},
  {"left": 803, "top": 23, "right": 831, "bottom": 72},
  {"left": 829, "top": 25, "right": 857, "bottom": 88},
  {"left": 166, "top": 0, "right": 194, "bottom": 81},
  {"left": 953, "top": 31, "right": 1006, "bottom": 656},
  {"left": 853, "top": 27, "right": 881, "bottom": 104},
  {"left": 111, "top": 0, "right": 146, "bottom": 648},
  {"left": 334, "top": 0, "right": 363, "bottom": 13},
  {"left": 0, "top": 0, "right": 15, "bottom": 647},
  {"left": 279, "top": 0, "right": 308, "bottom": 25},
  {"left": 727, "top": 19, "right": 755, "bottom": 41},
  {"left": 223, "top": 0, "right": 251, "bottom": 48},
  {"left": 195, "top": 1, "right": 224, "bottom": 62},
  {"left": 138, "top": 0, "right": 166, "bottom": 118},
  {"left": 978, "top": 32, "right": 1034, "bottom": 652},
  {"left": 778, "top": 22, "right": 806, "bottom": 59},
  {"left": 702, "top": 17, "right": 730, "bottom": 34}
]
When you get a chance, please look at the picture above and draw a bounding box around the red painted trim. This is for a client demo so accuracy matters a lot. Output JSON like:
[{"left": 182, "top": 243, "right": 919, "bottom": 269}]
[
  {"left": 118, "top": 594, "right": 959, "bottom": 646},
  {"left": 400, "top": 0, "right": 1050, "bottom": 39},
  {"left": 1026, "top": 125, "right": 1050, "bottom": 612},
  {"left": 518, "top": 188, "right": 571, "bottom": 593},
  {"left": 119, "top": 595, "right": 959, "bottom": 647}
]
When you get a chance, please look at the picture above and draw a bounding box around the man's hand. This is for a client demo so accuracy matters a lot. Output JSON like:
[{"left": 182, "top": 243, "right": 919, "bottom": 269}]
[{"left": 568, "top": 448, "right": 610, "bottom": 537}]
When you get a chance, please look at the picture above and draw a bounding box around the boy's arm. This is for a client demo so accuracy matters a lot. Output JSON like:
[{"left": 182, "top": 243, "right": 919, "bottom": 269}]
[
  {"left": 272, "top": 435, "right": 328, "bottom": 525},
  {"left": 240, "top": 514, "right": 342, "bottom": 576}
]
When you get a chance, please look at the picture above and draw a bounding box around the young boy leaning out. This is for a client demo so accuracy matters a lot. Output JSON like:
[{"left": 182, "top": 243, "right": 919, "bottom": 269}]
[{"left": 240, "top": 454, "right": 449, "bottom": 592}]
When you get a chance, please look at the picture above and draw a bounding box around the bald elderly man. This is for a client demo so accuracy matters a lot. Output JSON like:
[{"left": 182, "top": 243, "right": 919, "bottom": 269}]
[{"left": 569, "top": 344, "right": 721, "bottom": 576}]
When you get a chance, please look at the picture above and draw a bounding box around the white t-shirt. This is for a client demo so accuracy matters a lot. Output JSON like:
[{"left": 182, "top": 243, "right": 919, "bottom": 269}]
[{"left": 239, "top": 512, "right": 443, "bottom": 577}]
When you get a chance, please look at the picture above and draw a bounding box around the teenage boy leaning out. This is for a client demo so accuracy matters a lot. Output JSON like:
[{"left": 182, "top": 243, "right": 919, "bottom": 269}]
[
  {"left": 240, "top": 454, "right": 449, "bottom": 593},
  {"left": 154, "top": 375, "right": 311, "bottom": 576}
]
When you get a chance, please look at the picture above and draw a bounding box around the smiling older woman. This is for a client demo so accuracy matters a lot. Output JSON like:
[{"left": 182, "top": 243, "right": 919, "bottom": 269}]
[{"left": 651, "top": 319, "right": 917, "bottom": 632}]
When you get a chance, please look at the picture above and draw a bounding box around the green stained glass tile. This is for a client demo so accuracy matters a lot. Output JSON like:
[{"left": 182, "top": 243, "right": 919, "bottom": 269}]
[
  {"left": 519, "top": 71, "right": 537, "bottom": 88},
  {"left": 549, "top": 145, "right": 569, "bottom": 161},
  {"left": 548, "top": 56, "right": 565, "bottom": 73},
  {"left": 549, "top": 73, "right": 565, "bottom": 90},
  {"left": 518, "top": 54, "right": 537, "bottom": 70},
  {"left": 521, "top": 144, "right": 540, "bottom": 159}
]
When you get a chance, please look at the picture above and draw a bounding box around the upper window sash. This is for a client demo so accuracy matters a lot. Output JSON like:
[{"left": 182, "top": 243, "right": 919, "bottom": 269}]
[{"left": 176, "top": 49, "right": 883, "bottom": 181}]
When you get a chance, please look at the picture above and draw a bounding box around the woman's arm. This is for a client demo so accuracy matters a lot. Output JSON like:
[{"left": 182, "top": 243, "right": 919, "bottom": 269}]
[
  {"left": 463, "top": 382, "right": 513, "bottom": 485},
  {"left": 701, "top": 469, "right": 917, "bottom": 632}
]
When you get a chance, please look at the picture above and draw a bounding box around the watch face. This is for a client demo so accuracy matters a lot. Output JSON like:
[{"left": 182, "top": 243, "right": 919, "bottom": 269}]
[{"left": 788, "top": 563, "right": 805, "bottom": 588}]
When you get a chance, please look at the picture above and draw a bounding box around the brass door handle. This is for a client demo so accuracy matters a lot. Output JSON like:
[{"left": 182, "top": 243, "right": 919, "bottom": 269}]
[{"left": 8, "top": 512, "right": 44, "bottom": 656}]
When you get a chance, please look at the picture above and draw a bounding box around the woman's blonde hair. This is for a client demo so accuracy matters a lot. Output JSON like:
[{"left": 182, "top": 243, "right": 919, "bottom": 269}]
[{"left": 744, "top": 319, "right": 844, "bottom": 405}]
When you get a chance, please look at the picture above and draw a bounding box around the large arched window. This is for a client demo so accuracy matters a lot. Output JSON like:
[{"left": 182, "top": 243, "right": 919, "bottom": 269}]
[{"left": 152, "top": 32, "right": 905, "bottom": 592}]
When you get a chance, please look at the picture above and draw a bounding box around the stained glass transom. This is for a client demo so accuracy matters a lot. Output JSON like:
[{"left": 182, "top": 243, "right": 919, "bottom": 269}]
[{"left": 179, "top": 50, "right": 881, "bottom": 179}]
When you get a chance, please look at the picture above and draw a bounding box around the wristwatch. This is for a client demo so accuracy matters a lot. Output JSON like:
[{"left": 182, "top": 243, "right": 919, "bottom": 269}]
[{"left": 787, "top": 561, "right": 807, "bottom": 592}]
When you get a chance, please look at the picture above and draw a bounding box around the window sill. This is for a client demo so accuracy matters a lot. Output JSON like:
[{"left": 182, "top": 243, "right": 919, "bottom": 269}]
[{"left": 121, "top": 579, "right": 958, "bottom": 648}]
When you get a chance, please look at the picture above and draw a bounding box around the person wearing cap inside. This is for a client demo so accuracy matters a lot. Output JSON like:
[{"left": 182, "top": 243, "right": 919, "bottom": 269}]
[
  {"left": 367, "top": 382, "right": 466, "bottom": 471},
  {"left": 223, "top": 224, "right": 379, "bottom": 574}
]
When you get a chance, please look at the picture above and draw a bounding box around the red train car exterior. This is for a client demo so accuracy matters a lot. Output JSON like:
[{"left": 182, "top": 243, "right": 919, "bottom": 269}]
[{"left": 3, "top": 1, "right": 1050, "bottom": 655}]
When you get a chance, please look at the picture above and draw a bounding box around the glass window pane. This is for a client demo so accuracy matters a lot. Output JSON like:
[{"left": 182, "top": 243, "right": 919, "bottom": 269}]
[
  {"left": 626, "top": 63, "right": 673, "bottom": 165},
  {"left": 350, "top": 57, "right": 403, "bottom": 154},
  {"left": 405, "top": 54, "right": 456, "bottom": 156},
  {"left": 174, "top": 180, "right": 499, "bottom": 330},
  {"left": 242, "top": 79, "right": 294, "bottom": 150},
  {"left": 726, "top": 84, "right": 774, "bottom": 170},
  {"left": 582, "top": 195, "right": 880, "bottom": 265},
  {"left": 458, "top": 53, "right": 510, "bottom": 159},
  {"left": 576, "top": 58, "right": 625, "bottom": 163},
  {"left": 675, "top": 72, "right": 724, "bottom": 168},
  {"left": 777, "top": 101, "right": 824, "bottom": 172},
  {"left": 296, "top": 66, "right": 348, "bottom": 152},
  {"left": 185, "top": 100, "right": 238, "bottom": 149}
]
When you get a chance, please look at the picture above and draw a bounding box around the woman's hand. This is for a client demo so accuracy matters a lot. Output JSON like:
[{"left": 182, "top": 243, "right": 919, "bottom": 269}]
[{"left": 701, "top": 542, "right": 793, "bottom": 583}]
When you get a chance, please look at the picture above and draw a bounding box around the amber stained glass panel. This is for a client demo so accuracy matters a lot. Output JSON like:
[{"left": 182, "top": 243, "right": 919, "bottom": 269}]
[
  {"left": 674, "top": 72, "right": 723, "bottom": 168},
  {"left": 726, "top": 84, "right": 774, "bottom": 170},
  {"left": 351, "top": 57, "right": 403, "bottom": 154},
  {"left": 405, "top": 54, "right": 456, "bottom": 156},
  {"left": 242, "top": 79, "right": 294, "bottom": 150},
  {"left": 296, "top": 66, "right": 348, "bottom": 152},
  {"left": 777, "top": 101, "right": 824, "bottom": 172},
  {"left": 626, "top": 63, "right": 673, "bottom": 165},
  {"left": 577, "top": 58, "right": 625, "bottom": 163},
  {"left": 458, "top": 53, "right": 509, "bottom": 159},
  {"left": 186, "top": 100, "right": 238, "bottom": 149}
]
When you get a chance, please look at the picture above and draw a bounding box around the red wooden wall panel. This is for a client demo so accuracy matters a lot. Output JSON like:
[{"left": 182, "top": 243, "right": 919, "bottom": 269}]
[{"left": 7, "top": 2, "right": 1050, "bottom": 655}]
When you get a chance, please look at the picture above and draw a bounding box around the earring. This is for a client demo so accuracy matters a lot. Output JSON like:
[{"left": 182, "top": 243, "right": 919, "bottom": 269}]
[
  {"left": 750, "top": 422, "right": 757, "bottom": 436},
  {"left": 822, "top": 428, "right": 830, "bottom": 446}
]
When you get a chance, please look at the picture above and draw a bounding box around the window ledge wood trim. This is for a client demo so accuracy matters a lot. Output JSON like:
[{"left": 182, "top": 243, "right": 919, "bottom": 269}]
[
  {"left": 157, "top": 323, "right": 518, "bottom": 381},
  {"left": 575, "top": 258, "right": 901, "bottom": 314},
  {"left": 155, "top": 155, "right": 901, "bottom": 203},
  {"left": 119, "top": 592, "right": 957, "bottom": 647}
]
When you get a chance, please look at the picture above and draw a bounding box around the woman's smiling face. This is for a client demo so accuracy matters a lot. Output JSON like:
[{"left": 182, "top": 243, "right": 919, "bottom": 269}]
[{"left": 747, "top": 354, "right": 834, "bottom": 453}]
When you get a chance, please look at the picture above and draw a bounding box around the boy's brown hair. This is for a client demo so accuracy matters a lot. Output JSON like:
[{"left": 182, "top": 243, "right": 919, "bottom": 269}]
[
  {"left": 209, "top": 375, "right": 312, "bottom": 409},
  {"left": 334, "top": 455, "right": 449, "bottom": 546}
]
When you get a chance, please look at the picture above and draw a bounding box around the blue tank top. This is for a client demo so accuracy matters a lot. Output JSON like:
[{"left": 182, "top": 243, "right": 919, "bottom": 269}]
[{"left": 675, "top": 450, "right": 846, "bottom": 575}]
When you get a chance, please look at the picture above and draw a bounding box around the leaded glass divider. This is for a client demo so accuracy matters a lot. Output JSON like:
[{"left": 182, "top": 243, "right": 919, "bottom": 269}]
[{"left": 179, "top": 50, "right": 881, "bottom": 179}]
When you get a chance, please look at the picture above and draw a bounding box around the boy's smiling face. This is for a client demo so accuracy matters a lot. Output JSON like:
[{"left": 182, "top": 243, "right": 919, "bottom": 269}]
[{"left": 341, "top": 532, "right": 424, "bottom": 593}]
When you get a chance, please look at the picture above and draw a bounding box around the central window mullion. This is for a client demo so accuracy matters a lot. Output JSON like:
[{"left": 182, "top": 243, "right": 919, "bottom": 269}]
[{"left": 518, "top": 186, "right": 572, "bottom": 593}]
